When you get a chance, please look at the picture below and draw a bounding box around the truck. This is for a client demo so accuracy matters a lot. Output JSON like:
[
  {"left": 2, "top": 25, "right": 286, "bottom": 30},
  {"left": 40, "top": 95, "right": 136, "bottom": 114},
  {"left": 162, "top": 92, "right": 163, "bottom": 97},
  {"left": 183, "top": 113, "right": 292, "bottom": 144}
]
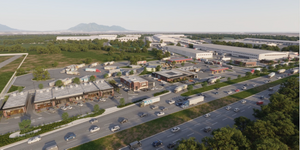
[
  {"left": 89, "top": 62, "right": 99, "bottom": 67},
  {"left": 277, "top": 69, "right": 286, "bottom": 74},
  {"left": 76, "top": 63, "right": 85, "bottom": 69},
  {"left": 174, "top": 84, "right": 188, "bottom": 93},
  {"left": 85, "top": 68, "right": 101, "bottom": 72},
  {"left": 104, "top": 66, "right": 119, "bottom": 70},
  {"left": 66, "top": 71, "right": 80, "bottom": 75},
  {"left": 208, "top": 76, "right": 222, "bottom": 84},
  {"left": 222, "top": 64, "right": 234, "bottom": 69},
  {"left": 291, "top": 68, "right": 299, "bottom": 74},
  {"left": 181, "top": 96, "right": 204, "bottom": 108},
  {"left": 109, "top": 69, "right": 121, "bottom": 74},
  {"left": 140, "top": 97, "right": 160, "bottom": 107},
  {"left": 268, "top": 72, "right": 276, "bottom": 78}
]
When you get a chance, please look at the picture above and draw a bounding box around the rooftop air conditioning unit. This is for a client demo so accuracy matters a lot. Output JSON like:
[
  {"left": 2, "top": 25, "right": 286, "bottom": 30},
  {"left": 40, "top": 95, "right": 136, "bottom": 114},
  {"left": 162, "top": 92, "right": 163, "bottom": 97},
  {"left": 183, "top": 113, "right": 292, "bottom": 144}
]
[
  {"left": 70, "top": 85, "right": 73, "bottom": 88},
  {"left": 20, "top": 92, "right": 24, "bottom": 95},
  {"left": 55, "top": 87, "right": 58, "bottom": 90},
  {"left": 12, "top": 93, "right": 17, "bottom": 97},
  {"left": 75, "top": 84, "right": 78, "bottom": 87},
  {"left": 61, "top": 87, "right": 64, "bottom": 89},
  {"left": 40, "top": 90, "right": 43, "bottom": 93}
]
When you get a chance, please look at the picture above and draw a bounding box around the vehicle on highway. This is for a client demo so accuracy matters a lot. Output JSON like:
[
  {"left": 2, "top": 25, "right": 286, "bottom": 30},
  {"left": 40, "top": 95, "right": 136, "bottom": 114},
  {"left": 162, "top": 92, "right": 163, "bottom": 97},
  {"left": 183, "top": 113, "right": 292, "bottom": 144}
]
[
  {"left": 170, "top": 127, "right": 180, "bottom": 133},
  {"left": 89, "top": 126, "right": 100, "bottom": 133},
  {"left": 64, "top": 133, "right": 76, "bottom": 141},
  {"left": 156, "top": 112, "right": 165, "bottom": 116},
  {"left": 277, "top": 76, "right": 282, "bottom": 79},
  {"left": 214, "top": 91, "right": 219, "bottom": 95},
  {"left": 66, "top": 105, "right": 72, "bottom": 109},
  {"left": 241, "top": 100, "right": 246, "bottom": 104},
  {"left": 139, "top": 112, "right": 148, "bottom": 117},
  {"left": 205, "top": 113, "right": 211, "bottom": 118},
  {"left": 175, "top": 102, "right": 183, "bottom": 106},
  {"left": 89, "top": 118, "right": 98, "bottom": 124},
  {"left": 244, "top": 83, "right": 249, "bottom": 86},
  {"left": 45, "top": 144, "right": 58, "bottom": 150},
  {"left": 225, "top": 106, "right": 231, "bottom": 110},
  {"left": 152, "top": 140, "right": 163, "bottom": 147},
  {"left": 256, "top": 101, "right": 264, "bottom": 105},
  {"left": 160, "top": 106, "right": 168, "bottom": 111},
  {"left": 227, "top": 91, "right": 232, "bottom": 94},
  {"left": 242, "top": 86, "right": 247, "bottom": 90},
  {"left": 235, "top": 89, "right": 240, "bottom": 92},
  {"left": 77, "top": 103, "right": 83, "bottom": 106},
  {"left": 27, "top": 135, "right": 41, "bottom": 144},
  {"left": 260, "top": 96, "right": 265, "bottom": 100},
  {"left": 111, "top": 125, "right": 120, "bottom": 132},
  {"left": 252, "top": 84, "right": 257, "bottom": 87},
  {"left": 234, "top": 108, "right": 240, "bottom": 112},
  {"left": 204, "top": 126, "right": 212, "bottom": 133},
  {"left": 269, "top": 87, "right": 273, "bottom": 91},
  {"left": 124, "top": 88, "right": 129, "bottom": 91},
  {"left": 60, "top": 106, "right": 67, "bottom": 110},
  {"left": 129, "top": 141, "right": 142, "bottom": 150},
  {"left": 151, "top": 105, "right": 159, "bottom": 110},
  {"left": 167, "top": 100, "right": 175, "bottom": 104},
  {"left": 167, "top": 143, "right": 176, "bottom": 149},
  {"left": 197, "top": 93, "right": 203, "bottom": 96},
  {"left": 120, "top": 118, "right": 128, "bottom": 124},
  {"left": 215, "top": 87, "right": 220, "bottom": 90}
]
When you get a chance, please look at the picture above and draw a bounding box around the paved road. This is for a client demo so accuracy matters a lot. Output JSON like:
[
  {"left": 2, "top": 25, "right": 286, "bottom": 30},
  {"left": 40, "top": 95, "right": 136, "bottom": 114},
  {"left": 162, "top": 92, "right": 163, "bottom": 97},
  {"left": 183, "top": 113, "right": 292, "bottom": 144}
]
[
  {"left": 121, "top": 85, "right": 279, "bottom": 150},
  {"left": 2, "top": 73, "right": 286, "bottom": 150},
  {"left": 0, "top": 55, "right": 22, "bottom": 69}
]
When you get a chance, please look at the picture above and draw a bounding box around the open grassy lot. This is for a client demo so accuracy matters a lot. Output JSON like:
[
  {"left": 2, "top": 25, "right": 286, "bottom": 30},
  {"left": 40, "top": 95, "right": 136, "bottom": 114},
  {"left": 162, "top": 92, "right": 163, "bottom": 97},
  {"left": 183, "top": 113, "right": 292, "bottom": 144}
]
[
  {"left": 70, "top": 74, "right": 297, "bottom": 150},
  {"left": 0, "top": 56, "right": 13, "bottom": 63}
]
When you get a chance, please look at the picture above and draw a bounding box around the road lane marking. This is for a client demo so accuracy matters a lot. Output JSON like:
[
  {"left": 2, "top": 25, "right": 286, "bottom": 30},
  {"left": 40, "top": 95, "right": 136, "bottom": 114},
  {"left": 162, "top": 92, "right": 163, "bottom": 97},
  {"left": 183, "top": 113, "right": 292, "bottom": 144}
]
[
  {"left": 167, "top": 134, "right": 175, "bottom": 137},
  {"left": 182, "top": 128, "right": 189, "bottom": 131},
  {"left": 187, "top": 132, "right": 194, "bottom": 136},
  {"left": 222, "top": 118, "right": 228, "bottom": 121},
  {"left": 216, "top": 114, "right": 221, "bottom": 117},
  {"left": 194, "top": 123, "right": 200, "bottom": 126},
  {"left": 200, "top": 128, "right": 204, "bottom": 130},
  {"left": 173, "top": 139, "right": 180, "bottom": 143},
  {"left": 212, "top": 122, "right": 218, "bottom": 125},
  {"left": 156, "top": 146, "right": 164, "bottom": 150},
  {"left": 241, "top": 110, "right": 245, "bottom": 112},
  {"left": 232, "top": 114, "right": 237, "bottom": 116}
]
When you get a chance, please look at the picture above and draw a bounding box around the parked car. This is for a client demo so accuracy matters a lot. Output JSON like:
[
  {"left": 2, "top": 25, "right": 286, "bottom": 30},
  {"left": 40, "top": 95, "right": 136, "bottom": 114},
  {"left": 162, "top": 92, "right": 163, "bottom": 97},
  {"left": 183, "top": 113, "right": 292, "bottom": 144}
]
[
  {"left": 60, "top": 106, "right": 67, "bottom": 110},
  {"left": 89, "top": 118, "right": 98, "bottom": 124},
  {"left": 234, "top": 108, "right": 240, "bottom": 112},
  {"left": 277, "top": 76, "right": 282, "bottom": 79},
  {"left": 120, "top": 118, "right": 128, "bottom": 124},
  {"left": 175, "top": 102, "right": 183, "bottom": 106},
  {"left": 160, "top": 106, "right": 168, "bottom": 111},
  {"left": 89, "top": 126, "right": 100, "bottom": 133},
  {"left": 64, "top": 133, "right": 76, "bottom": 141},
  {"left": 225, "top": 106, "right": 231, "bottom": 110},
  {"left": 77, "top": 103, "right": 83, "bottom": 107},
  {"left": 227, "top": 91, "right": 232, "bottom": 94},
  {"left": 156, "top": 112, "right": 165, "bottom": 116},
  {"left": 170, "top": 127, "right": 180, "bottom": 133},
  {"left": 66, "top": 105, "right": 72, "bottom": 109},
  {"left": 139, "top": 112, "right": 148, "bottom": 118},
  {"left": 252, "top": 84, "right": 257, "bottom": 87},
  {"left": 204, "top": 126, "right": 212, "bottom": 133},
  {"left": 28, "top": 135, "right": 41, "bottom": 144},
  {"left": 111, "top": 125, "right": 120, "bottom": 132},
  {"left": 167, "top": 143, "right": 176, "bottom": 149},
  {"left": 241, "top": 100, "right": 246, "bottom": 104},
  {"left": 204, "top": 113, "right": 211, "bottom": 118},
  {"left": 99, "top": 98, "right": 106, "bottom": 102},
  {"left": 151, "top": 105, "right": 159, "bottom": 110},
  {"left": 256, "top": 101, "right": 264, "bottom": 105},
  {"left": 235, "top": 89, "right": 240, "bottom": 92},
  {"left": 152, "top": 140, "right": 163, "bottom": 147},
  {"left": 168, "top": 100, "right": 175, "bottom": 104}
]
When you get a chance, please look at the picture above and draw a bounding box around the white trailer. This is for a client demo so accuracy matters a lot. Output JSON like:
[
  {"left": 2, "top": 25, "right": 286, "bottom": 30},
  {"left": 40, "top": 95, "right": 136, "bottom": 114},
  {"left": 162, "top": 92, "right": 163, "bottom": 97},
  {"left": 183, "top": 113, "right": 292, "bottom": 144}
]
[
  {"left": 277, "top": 69, "right": 286, "bottom": 74},
  {"left": 208, "top": 76, "right": 222, "bottom": 84},
  {"left": 174, "top": 84, "right": 188, "bottom": 93},
  {"left": 104, "top": 66, "right": 118, "bottom": 70},
  {"left": 181, "top": 96, "right": 204, "bottom": 108},
  {"left": 268, "top": 72, "right": 276, "bottom": 78},
  {"left": 140, "top": 97, "right": 160, "bottom": 107},
  {"left": 76, "top": 64, "right": 85, "bottom": 69},
  {"left": 66, "top": 71, "right": 80, "bottom": 75},
  {"left": 291, "top": 68, "right": 299, "bottom": 74},
  {"left": 90, "top": 62, "right": 99, "bottom": 67}
]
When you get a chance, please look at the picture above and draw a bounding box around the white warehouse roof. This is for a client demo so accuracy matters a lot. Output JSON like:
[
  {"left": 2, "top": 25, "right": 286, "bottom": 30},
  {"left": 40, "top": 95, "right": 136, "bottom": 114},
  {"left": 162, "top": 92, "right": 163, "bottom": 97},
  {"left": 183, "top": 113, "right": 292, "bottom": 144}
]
[{"left": 164, "top": 46, "right": 210, "bottom": 54}]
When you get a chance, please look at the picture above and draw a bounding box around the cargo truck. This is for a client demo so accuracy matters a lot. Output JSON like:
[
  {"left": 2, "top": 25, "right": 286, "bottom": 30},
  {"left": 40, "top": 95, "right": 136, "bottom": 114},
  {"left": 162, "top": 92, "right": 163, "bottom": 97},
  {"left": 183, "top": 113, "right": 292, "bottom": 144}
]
[
  {"left": 181, "top": 96, "right": 204, "bottom": 108},
  {"left": 89, "top": 62, "right": 99, "bottom": 67},
  {"left": 277, "top": 69, "right": 286, "bottom": 74},
  {"left": 174, "top": 84, "right": 188, "bottom": 93},
  {"left": 85, "top": 68, "right": 101, "bottom": 72},
  {"left": 291, "top": 68, "right": 299, "bottom": 74},
  {"left": 268, "top": 72, "right": 276, "bottom": 78},
  {"left": 66, "top": 71, "right": 80, "bottom": 75},
  {"left": 208, "top": 76, "right": 222, "bottom": 84},
  {"left": 140, "top": 97, "right": 160, "bottom": 107}
]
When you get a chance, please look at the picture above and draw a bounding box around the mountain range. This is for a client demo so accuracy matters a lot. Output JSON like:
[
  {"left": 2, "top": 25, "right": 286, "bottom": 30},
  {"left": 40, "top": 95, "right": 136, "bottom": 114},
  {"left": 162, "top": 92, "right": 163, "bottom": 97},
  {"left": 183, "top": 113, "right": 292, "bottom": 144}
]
[{"left": 0, "top": 23, "right": 128, "bottom": 32}]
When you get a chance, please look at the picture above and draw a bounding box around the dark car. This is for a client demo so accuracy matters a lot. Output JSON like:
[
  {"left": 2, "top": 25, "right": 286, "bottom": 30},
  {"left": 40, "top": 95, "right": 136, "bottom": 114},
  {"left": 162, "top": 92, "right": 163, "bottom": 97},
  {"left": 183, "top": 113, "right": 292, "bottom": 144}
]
[
  {"left": 214, "top": 92, "right": 219, "bottom": 95},
  {"left": 175, "top": 102, "right": 183, "bottom": 106},
  {"left": 167, "top": 143, "right": 176, "bottom": 149},
  {"left": 215, "top": 88, "right": 220, "bottom": 90},
  {"left": 120, "top": 118, "right": 128, "bottom": 124},
  {"left": 152, "top": 140, "right": 163, "bottom": 147},
  {"left": 64, "top": 133, "right": 76, "bottom": 141},
  {"left": 198, "top": 93, "right": 203, "bottom": 96},
  {"left": 160, "top": 106, "right": 168, "bottom": 111},
  {"left": 204, "top": 126, "right": 212, "bottom": 133},
  {"left": 139, "top": 113, "right": 148, "bottom": 118}
]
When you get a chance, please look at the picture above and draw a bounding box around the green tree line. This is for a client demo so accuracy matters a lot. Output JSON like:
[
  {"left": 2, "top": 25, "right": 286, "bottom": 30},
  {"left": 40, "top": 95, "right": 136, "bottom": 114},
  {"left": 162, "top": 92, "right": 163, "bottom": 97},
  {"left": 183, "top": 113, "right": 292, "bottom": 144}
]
[
  {"left": 186, "top": 34, "right": 299, "bottom": 41},
  {"left": 281, "top": 45, "right": 299, "bottom": 52}
]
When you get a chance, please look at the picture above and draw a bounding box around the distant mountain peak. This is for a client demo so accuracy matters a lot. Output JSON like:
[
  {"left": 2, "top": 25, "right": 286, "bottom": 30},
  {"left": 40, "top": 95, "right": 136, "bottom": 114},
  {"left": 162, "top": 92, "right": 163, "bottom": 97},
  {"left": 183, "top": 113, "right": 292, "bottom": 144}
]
[
  {"left": 0, "top": 24, "right": 17, "bottom": 31},
  {"left": 68, "top": 23, "right": 128, "bottom": 32}
]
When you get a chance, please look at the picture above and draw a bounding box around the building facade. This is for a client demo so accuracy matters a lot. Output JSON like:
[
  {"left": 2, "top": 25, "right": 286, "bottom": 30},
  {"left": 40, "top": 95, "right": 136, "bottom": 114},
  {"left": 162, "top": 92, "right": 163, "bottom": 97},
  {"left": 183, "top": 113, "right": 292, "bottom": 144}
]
[
  {"left": 164, "top": 46, "right": 213, "bottom": 59},
  {"left": 120, "top": 76, "right": 148, "bottom": 91}
]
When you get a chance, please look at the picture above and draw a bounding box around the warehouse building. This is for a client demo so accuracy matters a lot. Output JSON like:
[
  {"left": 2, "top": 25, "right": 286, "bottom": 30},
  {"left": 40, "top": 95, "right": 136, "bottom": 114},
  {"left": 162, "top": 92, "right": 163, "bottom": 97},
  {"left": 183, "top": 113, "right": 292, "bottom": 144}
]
[
  {"left": 56, "top": 35, "right": 117, "bottom": 41},
  {"left": 164, "top": 46, "right": 213, "bottom": 59},
  {"left": 244, "top": 38, "right": 299, "bottom": 46},
  {"left": 168, "top": 57, "right": 192, "bottom": 64},
  {"left": 153, "top": 34, "right": 185, "bottom": 43},
  {"left": 234, "top": 59, "right": 257, "bottom": 67},
  {"left": 194, "top": 44, "right": 289, "bottom": 60},
  {"left": 153, "top": 69, "right": 198, "bottom": 82},
  {"left": 117, "top": 36, "right": 139, "bottom": 42},
  {"left": 2, "top": 92, "right": 29, "bottom": 118},
  {"left": 120, "top": 76, "right": 148, "bottom": 91}
]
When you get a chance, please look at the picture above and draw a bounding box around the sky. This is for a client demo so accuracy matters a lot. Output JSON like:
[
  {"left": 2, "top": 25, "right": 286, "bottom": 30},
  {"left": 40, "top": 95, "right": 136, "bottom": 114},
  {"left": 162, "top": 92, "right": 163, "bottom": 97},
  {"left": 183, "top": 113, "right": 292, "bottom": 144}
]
[{"left": 0, "top": 0, "right": 299, "bottom": 32}]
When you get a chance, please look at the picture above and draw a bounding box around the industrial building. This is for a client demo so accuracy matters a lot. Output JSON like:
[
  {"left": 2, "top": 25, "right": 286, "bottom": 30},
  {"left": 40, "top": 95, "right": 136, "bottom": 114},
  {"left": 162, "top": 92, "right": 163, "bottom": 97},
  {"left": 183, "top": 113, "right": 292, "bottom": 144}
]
[
  {"left": 210, "top": 67, "right": 229, "bottom": 74},
  {"left": 153, "top": 34, "right": 185, "bottom": 43},
  {"left": 2, "top": 92, "right": 29, "bottom": 118},
  {"left": 194, "top": 44, "right": 289, "bottom": 60},
  {"left": 56, "top": 35, "right": 117, "bottom": 41},
  {"left": 117, "top": 36, "right": 139, "bottom": 42},
  {"left": 120, "top": 76, "right": 148, "bottom": 91},
  {"left": 234, "top": 59, "right": 257, "bottom": 67},
  {"left": 153, "top": 69, "right": 198, "bottom": 82},
  {"left": 164, "top": 46, "right": 213, "bottom": 59},
  {"left": 244, "top": 38, "right": 299, "bottom": 46},
  {"left": 168, "top": 57, "right": 193, "bottom": 64}
]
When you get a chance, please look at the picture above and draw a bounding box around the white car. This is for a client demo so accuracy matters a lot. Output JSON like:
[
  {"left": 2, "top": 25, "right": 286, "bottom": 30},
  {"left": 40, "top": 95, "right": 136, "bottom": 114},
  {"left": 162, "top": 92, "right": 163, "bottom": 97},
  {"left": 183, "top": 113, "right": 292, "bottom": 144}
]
[
  {"left": 225, "top": 106, "right": 231, "bottom": 110},
  {"left": 170, "top": 127, "right": 180, "bottom": 133},
  {"left": 204, "top": 113, "right": 211, "bottom": 118},
  {"left": 241, "top": 100, "right": 246, "bottom": 104},
  {"left": 277, "top": 76, "right": 282, "bottom": 79},
  {"left": 110, "top": 125, "right": 120, "bottom": 132},
  {"left": 234, "top": 108, "right": 240, "bottom": 112},
  {"left": 66, "top": 106, "right": 72, "bottom": 109},
  {"left": 168, "top": 100, "right": 175, "bottom": 104},
  {"left": 151, "top": 105, "right": 159, "bottom": 110},
  {"left": 60, "top": 106, "right": 67, "bottom": 110},
  {"left": 156, "top": 112, "right": 165, "bottom": 116},
  {"left": 99, "top": 98, "right": 106, "bottom": 102},
  {"left": 227, "top": 91, "right": 232, "bottom": 94},
  {"left": 252, "top": 84, "right": 257, "bottom": 87},
  {"left": 77, "top": 103, "right": 83, "bottom": 107},
  {"left": 242, "top": 86, "right": 247, "bottom": 90},
  {"left": 28, "top": 135, "right": 41, "bottom": 144},
  {"left": 89, "top": 126, "right": 100, "bottom": 133}
]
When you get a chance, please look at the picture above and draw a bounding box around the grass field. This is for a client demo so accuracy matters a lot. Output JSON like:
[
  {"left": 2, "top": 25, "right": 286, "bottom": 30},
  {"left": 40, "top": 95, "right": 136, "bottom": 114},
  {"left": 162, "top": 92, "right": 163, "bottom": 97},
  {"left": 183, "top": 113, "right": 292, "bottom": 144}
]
[
  {"left": 70, "top": 75, "right": 297, "bottom": 150},
  {"left": 7, "top": 85, "right": 24, "bottom": 93},
  {"left": 0, "top": 56, "right": 13, "bottom": 63},
  {"left": 0, "top": 72, "right": 14, "bottom": 94}
]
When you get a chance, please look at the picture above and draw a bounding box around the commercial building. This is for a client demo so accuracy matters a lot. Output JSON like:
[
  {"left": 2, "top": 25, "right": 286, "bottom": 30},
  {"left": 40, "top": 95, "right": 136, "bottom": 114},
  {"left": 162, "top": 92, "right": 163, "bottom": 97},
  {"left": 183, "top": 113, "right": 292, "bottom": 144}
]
[
  {"left": 168, "top": 57, "right": 192, "bottom": 64},
  {"left": 244, "top": 38, "right": 299, "bottom": 46},
  {"left": 56, "top": 35, "right": 117, "bottom": 41},
  {"left": 210, "top": 67, "right": 229, "bottom": 74},
  {"left": 153, "top": 69, "right": 198, "bottom": 82},
  {"left": 2, "top": 92, "right": 29, "bottom": 118},
  {"left": 194, "top": 44, "right": 289, "bottom": 60},
  {"left": 117, "top": 36, "right": 139, "bottom": 42},
  {"left": 153, "top": 34, "right": 185, "bottom": 43},
  {"left": 164, "top": 46, "right": 213, "bottom": 59},
  {"left": 120, "top": 76, "right": 148, "bottom": 91},
  {"left": 234, "top": 59, "right": 257, "bottom": 67}
]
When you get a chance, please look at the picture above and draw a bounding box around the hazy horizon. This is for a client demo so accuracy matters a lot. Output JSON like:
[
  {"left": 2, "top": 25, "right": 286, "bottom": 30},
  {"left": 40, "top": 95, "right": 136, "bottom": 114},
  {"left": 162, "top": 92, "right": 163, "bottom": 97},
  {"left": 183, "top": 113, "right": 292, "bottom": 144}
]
[{"left": 1, "top": 0, "right": 299, "bottom": 32}]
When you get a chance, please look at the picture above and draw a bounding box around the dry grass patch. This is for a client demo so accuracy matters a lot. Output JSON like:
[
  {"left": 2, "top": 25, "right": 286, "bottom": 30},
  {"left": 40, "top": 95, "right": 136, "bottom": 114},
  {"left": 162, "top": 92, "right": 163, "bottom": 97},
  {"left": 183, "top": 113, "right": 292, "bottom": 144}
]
[
  {"left": 0, "top": 55, "right": 25, "bottom": 72},
  {"left": 0, "top": 56, "right": 13, "bottom": 63}
]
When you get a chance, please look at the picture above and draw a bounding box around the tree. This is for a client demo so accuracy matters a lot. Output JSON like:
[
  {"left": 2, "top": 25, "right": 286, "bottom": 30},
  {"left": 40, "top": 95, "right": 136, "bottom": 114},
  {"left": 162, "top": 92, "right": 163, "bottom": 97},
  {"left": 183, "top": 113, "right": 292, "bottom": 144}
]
[
  {"left": 55, "top": 80, "right": 63, "bottom": 87},
  {"left": 234, "top": 116, "right": 252, "bottom": 131},
  {"left": 117, "top": 72, "right": 122, "bottom": 77},
  {"left": 270, "top": 60, "right": 274, "bottom": 65},
  {"left": 62, "top": 112, "right": 69, "bottom": 121},
  {"left": 93, "top": 104, "right": 100, "bottom": 112},
  {"left": 73, "top": 77, "right": 80, "bottom": 84},
  {"left": 275, "top": 65, "right": 281, "bottom": 70},
  {"left": 156, "top": 65, "right": 161, "bottom": 71},
  {"left": 215, "top": 79, "right": 220, "bottom": 83},
  {"left": 171, "top": 61, "right": 176, "bottom": 66},
  {"left": 245, "top": 72, "right": 252, "bottom": 77},
  {"left": 160, "top": 40, "right": 163, "bottom": 43},
  {"left": 52, "top": 61, "right": 58, "bottom": 67},
  {"left": 104, "top": 73, "right": 109, "bottom": 78},
  {"left": 289, "top": 63, "right": 294, "bottom": 67},
  {"left": 38, "top": 84, "right": 43, "bottom": 89},
  {"left": 18, "top": 86, "right": 23, "bottom": 92},
  {"left": 268, "top": 65, "right": 274, "bottom": 70},
  {"left": 227, "top": 77, "right": 231, "bottom": 81},
  {"left": 119, "top": 98, "right": 125, "bottom": 106},
  {"left": 142, "top": 47, "right": 148, "bottom": 53},
  {"left": 187, "top": 84, "right": 193, "bottom": 92},
  {"left": 237, "top": 75, "right": 241, "bottom": 78},
  {"left": 176, "top": 42, "right": 181, "bottom": 46},
  {"left": 176, "top": 137, "right": 202, "bottom": 150},
  {"left": 262, "top": 68, "right": 268, "bottom": 73},
  {"left": 202, "top": 82, "right": 207, "bottom": 87},
  {"left": 239, "top": 62, "right": 243, "bottom": 67},
  {"left": 33, "top": 66, "right": 50, "bottom": 81},
  {"left": 130, "top": 70, "right": 134, "bottom": 75},
  {"left": 181, "top": 62, "right": 185, "bottom": 66},
  {"left": 230, "top": 60, "right": 233, "bottom": 64},
  {"left": 89, "top": 75, "right": 96, "bottom": 82},
  {"left": 19, "top": 119, "right": 31, "bottom": 130},
  {"left": 253, "top": 138, "right": 288, "bottom": 150},
  {"left": 254, "top": 70, "right": 260, "bottom": 76},
  {"left": 85, "top": 57, "right": 92, "bottom": 64},
  {"left": 188, "top": 44, "right": 193, "bottom": 48}
]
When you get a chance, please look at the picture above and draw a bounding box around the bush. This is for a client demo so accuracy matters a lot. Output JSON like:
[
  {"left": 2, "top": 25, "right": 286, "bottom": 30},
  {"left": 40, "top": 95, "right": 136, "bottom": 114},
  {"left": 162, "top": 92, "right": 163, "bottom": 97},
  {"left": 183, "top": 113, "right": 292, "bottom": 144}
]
[
  {"left": 55, "top": 80, "right": 63, "bottom": 87},
  {"left": 153, "top": 90, "right": 169, "bottom": 96},
  {"left": 93, "top": 104, "right": 99, "bottom": 112},
  {"left": 62, "top": 112, "right": 69, "bottom": 121},
  {"left": 73, "top": 77, "right": 80, "bottom": 84},
  {"left": 119, "top": 98, "right": 125, "bottom": 106},
  {"left": 19, "top": 119, "right": 31, "bottom": 131},
  {"left": 52, "top": 61, "right": 58, "bottom": 67},
  {"left": 38, "top": 84, "right": 43, "bottom": 89}
]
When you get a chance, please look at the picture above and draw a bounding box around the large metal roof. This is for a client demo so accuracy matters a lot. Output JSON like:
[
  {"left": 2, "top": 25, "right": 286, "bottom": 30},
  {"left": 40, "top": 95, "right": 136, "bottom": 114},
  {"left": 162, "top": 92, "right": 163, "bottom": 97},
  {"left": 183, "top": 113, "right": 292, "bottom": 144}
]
[
  {"left": 3, "top": 92, "right": 28, "bottom": 109},
  {"left": 245, "top": 38, "right": 299, "bottom": 44},
  {"left": 165, "top": 46, "right": 210, "bottom": 54},
  {"left": 35, "top": 88, "right": 53, "bottom": 103}
]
